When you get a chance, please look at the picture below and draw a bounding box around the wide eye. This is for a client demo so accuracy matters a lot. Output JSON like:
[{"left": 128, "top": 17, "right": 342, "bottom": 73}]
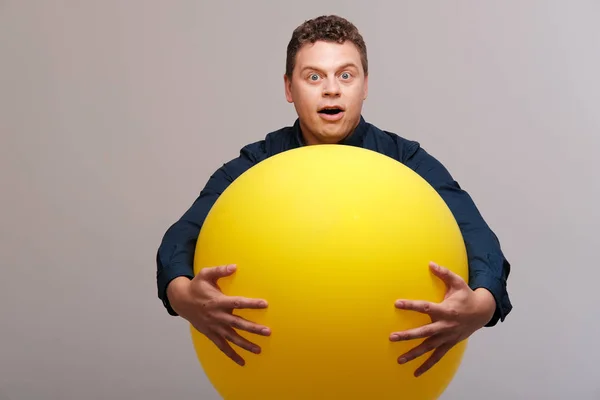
[
  {"left": 340, "top": 72, "right": 351, "bottom": 80},
  {"left": 309, "top": 73, "right": 320, "bottom": 81}
]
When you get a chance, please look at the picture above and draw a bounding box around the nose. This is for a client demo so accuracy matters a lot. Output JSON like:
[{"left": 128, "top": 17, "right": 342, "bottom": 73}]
[{"left": 322, "top": 78, "right": 341, "bottom": 97}]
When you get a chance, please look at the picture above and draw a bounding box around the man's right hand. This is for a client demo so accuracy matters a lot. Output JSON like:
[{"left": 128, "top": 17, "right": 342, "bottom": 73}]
[{"left": 166, "top": 264, "right": 271, "bottom": 366}]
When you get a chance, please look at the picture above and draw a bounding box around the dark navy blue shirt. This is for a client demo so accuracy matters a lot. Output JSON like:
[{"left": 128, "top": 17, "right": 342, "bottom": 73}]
[{"left": 156, "top": 116, "right": 512, "bottom": 327}]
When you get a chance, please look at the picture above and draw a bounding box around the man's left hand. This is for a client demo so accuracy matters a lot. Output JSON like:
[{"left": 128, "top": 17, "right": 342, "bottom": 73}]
[{"left": 390, "top": 261, "right": 496, "bottom": 377}]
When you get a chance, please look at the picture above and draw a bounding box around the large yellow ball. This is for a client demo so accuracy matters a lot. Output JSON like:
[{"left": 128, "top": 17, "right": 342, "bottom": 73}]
[{"left": 191, "top": 144, "right": 468, "bottom": 400}]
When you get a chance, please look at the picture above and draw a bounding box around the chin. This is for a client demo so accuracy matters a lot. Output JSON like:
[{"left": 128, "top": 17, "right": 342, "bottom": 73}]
[{"left": 301, "top": 118, "right": 352, "bottom": 144}]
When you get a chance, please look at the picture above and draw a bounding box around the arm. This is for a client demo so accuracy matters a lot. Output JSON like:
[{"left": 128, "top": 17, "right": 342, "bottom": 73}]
[
  {"left": 156, "top": 144, "right": 261, "bottom": 316},
  {"left": 404, "top": 144, "right": 512, "bottom": 327}
]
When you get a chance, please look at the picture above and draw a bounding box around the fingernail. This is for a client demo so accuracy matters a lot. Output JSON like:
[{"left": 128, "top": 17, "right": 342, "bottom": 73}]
[
  {"left": 252, "top": 347, "right": 261, "bottom": 354},
  {"left": 390, "top": 334, "right": 399, "bottom": 341},
  {"left": 237, "top": 359, "right": 245, "bottom": 366},
  {"left": 395, "top": 301, "right": 404, "bottom": 308},
  {"left": 261, "top": 328, "right": 271, "bottom": 335},
  {"left": 398, "top": 357, "right": 407, "bottom": 364},
  {"left": 227, "top": 265, "right": 236, "bottom": 272}
]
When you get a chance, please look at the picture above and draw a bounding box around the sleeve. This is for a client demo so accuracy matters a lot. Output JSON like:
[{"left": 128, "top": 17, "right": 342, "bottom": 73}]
[
  {"left": 403, "top": 143, "right": 513, "bottom": 327},
  {"left": 156, "top": 144, "right": 261, "bottom": 316}
]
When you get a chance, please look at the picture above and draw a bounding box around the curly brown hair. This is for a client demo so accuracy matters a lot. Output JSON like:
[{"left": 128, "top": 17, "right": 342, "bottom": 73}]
[{"left": 285, "top": 15, "right": 368, "bottom": 78}]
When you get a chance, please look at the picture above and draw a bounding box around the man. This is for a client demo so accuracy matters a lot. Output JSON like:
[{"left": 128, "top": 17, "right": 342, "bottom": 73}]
[{"left": 156, "top": 15, "right": 512, "bottom": 378}]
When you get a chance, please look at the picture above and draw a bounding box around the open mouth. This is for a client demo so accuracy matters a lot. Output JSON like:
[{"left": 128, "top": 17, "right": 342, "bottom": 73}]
[{"left": 318, "top": 107, "right": 344, "bottom": 115}]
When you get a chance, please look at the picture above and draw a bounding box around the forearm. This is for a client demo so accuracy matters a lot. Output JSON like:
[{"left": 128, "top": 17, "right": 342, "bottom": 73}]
[
  {"left": 156, "top": 220, "right": 199, "bottom": 315},
  {"left": 458, "top": 216, "right": 511, "bottom": 326},
  {"left": 165, "top": 276, "right": 194, "bottom": 315},
  {"left": 467, "top": 252, "right": 511, "bottom": 326}
]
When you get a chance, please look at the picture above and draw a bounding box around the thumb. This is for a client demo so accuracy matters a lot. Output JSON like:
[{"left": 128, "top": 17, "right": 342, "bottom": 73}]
[
  {"left": 429, "top": 262, "right": 467, "bottom": 291},
  {"left": 197, "top": 264, "right": 237, "bottom": 282}
]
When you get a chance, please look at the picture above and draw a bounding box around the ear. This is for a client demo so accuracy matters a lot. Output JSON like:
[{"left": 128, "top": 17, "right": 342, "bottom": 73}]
[{"left": 284, "top": 74, "right": 294, "bottom": 103}]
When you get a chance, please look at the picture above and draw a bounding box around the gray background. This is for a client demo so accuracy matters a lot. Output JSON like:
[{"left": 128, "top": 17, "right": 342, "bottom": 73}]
[{"left": 1, "top": 1, "right": 599, "bottom": 399}]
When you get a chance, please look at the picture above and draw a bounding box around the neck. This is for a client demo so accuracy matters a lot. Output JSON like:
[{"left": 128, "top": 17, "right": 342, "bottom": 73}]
[{"left": 299, "top": 119, "right": 360, "bottom": 146}]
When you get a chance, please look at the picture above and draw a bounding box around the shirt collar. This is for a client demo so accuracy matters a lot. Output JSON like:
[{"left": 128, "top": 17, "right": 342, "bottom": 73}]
[{"left": 293, "top": 115, "right": 368, "bottom": 147}]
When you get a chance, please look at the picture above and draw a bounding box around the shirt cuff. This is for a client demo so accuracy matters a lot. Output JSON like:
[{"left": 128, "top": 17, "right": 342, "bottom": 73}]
[
  {"left": 469, "top": 272, "right": 511, "bottom": 327},
  {"left": 157, "top": 264, "right": 194, "bottom": 316}
]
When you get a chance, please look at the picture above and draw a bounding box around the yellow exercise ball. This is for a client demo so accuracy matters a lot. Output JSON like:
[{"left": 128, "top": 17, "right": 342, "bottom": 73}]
[{"left": 191, "top": 144, "right": 468, "bottom": 400}]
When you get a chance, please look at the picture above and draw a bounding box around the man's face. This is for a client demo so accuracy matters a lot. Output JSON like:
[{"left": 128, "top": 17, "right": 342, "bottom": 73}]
[{"left": 284, "top": 40, "right": 368, "bottom": 145}]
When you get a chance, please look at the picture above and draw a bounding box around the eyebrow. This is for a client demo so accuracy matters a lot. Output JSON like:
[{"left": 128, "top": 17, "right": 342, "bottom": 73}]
[{"left": 300, "top": 62, "right": 360, "bottom": 74}]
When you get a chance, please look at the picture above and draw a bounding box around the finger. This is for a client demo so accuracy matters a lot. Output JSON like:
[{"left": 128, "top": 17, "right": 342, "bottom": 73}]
[
  {"left": 395, "top": 299, "right": 445, "bottom": 318},
  {"left": 429, "top": 262, "right": 468, "bottom": 290},
  {"left": 414, "top": 342, "right": 455, "bottom": 377},
  {"left": 220, "top": 295, "right": 268, "bottom": 310},
  {"left": 397, "top": 334, "right": 447, "bottom": 365},
  {"left": 208, "top": 332, "right": 246, "bottom": 366},
  {"left": 390, "top": 321, "right": 449, "bottom": 341},
  {"left": 222, "top": 313, "right": 271, "bottom": 336},
  {"left": 221, "top": 327, "right": 262, "bottom": 355},
  {"left": 198, "top": 264, "right": 237, "bottom": 282}
]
